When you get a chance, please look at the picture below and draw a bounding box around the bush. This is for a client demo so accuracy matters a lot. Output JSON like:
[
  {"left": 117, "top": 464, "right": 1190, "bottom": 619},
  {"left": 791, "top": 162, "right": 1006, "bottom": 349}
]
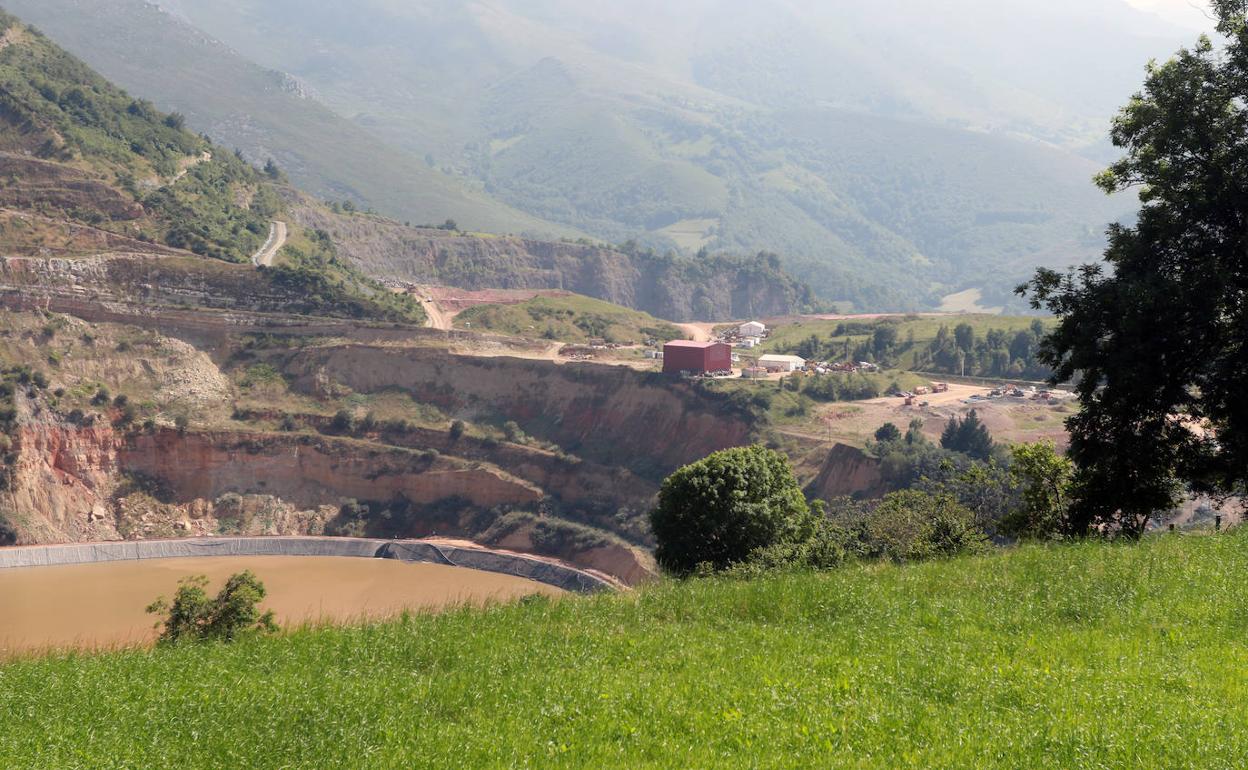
[
  {"left": 502, "top": 420, "right": 526, "bottom": 443},
  {"left": 449, "top": 420, "right": 466, "bottom": 441},
  {"left": 331, "top": 409, "right": 356, "bottom": 433},
  {"left": 729, "top": 518, "right": 850, "bottom": 576},
  {"left": 1003, "top": 442, "right": 1074, "bottom": 539},
  {"left": 875, "top": 423, "right": 902, "bottom": 443},
  {"left": 853, "top": 490, "right": 986, "bottom": 563},
  {"left": 0, "top": 512, "right": 17, "bottom": 546},
  {"left": 145, "top": 571, "right": 277, "bottom": 644},
  {"left": 649, "top": 445, "right": 817, "bottom": 575}
]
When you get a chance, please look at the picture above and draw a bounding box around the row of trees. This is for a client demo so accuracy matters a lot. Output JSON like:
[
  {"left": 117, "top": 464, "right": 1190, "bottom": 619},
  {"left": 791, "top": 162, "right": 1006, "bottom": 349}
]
[
  {"left": 782, "top": 319, "right": 1050, "bottom": 381},
  {"left": 918, "top": 322, "right": 1050, "bottom": 380},
  {"left": 649, "top": 439, "right": 1074, "bottom": 576}
]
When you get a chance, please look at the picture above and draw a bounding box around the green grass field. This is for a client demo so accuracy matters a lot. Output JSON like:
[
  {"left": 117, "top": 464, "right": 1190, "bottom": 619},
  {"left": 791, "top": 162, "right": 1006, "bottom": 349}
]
[
  {"left": 3, "top": 533, "right": 1246, "bottom": 767},
  {"left": 454, "top": 294, "right": 682, "bottom": 344}
]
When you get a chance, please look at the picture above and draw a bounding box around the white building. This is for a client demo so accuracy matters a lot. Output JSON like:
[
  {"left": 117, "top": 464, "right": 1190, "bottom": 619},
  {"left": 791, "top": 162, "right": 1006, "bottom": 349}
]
[
  {"left": 758, "top": 354, "right": 806, "bottom": 373},
  {"left": 739, "top": 321, "right": 766, "bottom": 337}
]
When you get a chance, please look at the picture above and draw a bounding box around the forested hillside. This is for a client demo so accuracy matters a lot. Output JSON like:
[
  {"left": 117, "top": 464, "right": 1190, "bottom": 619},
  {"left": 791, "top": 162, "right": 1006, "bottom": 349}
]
[{"left": 0, "top": 11, "right": 425, "bottom": 322}]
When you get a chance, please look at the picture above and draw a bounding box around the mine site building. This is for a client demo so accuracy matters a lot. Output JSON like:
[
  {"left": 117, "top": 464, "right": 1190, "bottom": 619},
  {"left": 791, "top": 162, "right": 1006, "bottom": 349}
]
[
  {"left": 739, "top": 321, "right": 766, "bottom": 337},
  {"left": 758, "top": 354, "right": 806, "bottom": 373},
  {"left": 663, "top": 340, "right": 732, "bottom": 375}
]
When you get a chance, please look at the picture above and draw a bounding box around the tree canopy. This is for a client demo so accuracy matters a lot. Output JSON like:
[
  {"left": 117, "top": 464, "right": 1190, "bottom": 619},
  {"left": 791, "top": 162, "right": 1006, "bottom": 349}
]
[
  {"left": 649, "top": 445, "right": 816, "bottom": 574},
  {"left": 1021, "top": 2, "right": 1248, "bottom": 535},
  {"left": 146, "top": 570, "right": 277, "bottom": 643},
  {"left": 940, "top": 410, "right": 994, "bottom": 461}
]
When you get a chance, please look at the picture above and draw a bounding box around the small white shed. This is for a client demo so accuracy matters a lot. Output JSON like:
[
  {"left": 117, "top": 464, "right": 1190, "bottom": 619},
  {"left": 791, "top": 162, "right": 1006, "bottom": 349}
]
[{"left": 739, "top": 321, "right": 766, "bottom": 337}]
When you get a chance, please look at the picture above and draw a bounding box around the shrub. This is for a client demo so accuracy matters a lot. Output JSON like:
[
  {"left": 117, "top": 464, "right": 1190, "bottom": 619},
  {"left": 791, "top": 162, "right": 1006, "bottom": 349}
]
[
  {"left": 649, "top": 445, "right": 817, "bottom": 575},
  {"left": 502, "top": 420, "right": 526, "bottom": 443},
  {"left": 731, "top": 518, "right": 850, "bottom": 576},
  {"left": 1003, "top": 442, "right": 1074, "bottom": 539},
  {"left": 0, "top": 512, "right": 16, "bottom": 546},
  {"left": 116, "top": 403, "right": 138, "bottom": 426},
  {"left": 146, "top": 571, "right": 277, "bottom": 644},
  {"left": 331, "top": 409, "right": 356, "bottom": 433},
  {"left": 874, "top": 423, "right": 902, "bottom": 443},
  {"left": 854, "top": 490, "right": 986, "bottom": 563},
  {"left": 449, "top": 420, "right": 466, "bottom": 441}
]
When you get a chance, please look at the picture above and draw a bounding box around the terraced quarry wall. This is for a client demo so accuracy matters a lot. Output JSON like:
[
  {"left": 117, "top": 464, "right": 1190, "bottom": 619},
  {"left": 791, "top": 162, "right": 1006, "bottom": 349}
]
[
  {"left": 290, "top": 200, "right": 807, "bottom": 322},
  {"left": 273, "top": 345, "right": 758, "bottom": 476}
]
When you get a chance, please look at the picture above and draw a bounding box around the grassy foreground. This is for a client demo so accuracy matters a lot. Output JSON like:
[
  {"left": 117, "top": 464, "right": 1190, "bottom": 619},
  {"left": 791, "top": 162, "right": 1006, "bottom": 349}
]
[{"left": 3, "top": 534, "right": 1247, "bottom": 768}]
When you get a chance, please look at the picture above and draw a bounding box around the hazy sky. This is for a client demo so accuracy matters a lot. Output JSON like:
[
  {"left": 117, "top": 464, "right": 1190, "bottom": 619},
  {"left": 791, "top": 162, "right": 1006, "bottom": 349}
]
[{"left": 1124, "top": 0, "right": 1215, "bottom": 29}]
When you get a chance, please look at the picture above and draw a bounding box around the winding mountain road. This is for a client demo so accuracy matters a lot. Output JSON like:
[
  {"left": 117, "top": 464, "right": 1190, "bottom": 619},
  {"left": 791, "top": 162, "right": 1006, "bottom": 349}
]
[{"left": 251, "top": 220, "right": 287, "bottom": 267}]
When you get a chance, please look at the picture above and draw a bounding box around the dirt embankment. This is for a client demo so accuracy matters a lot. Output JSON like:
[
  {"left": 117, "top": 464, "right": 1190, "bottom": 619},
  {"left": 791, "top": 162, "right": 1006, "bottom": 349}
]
[
  {"left": 806, "top": 443, "right": 885, "bottom": 502},
  {"left": 119, "top": 430, "right": 542, "bottom": 511},
  {"left": 273, "top": 345, "right": 759, "bottom": 476},
  {"left": 236, "top": 411, "right": 659, "bottom": 514},
  {"left": 6, "top": 424, "right": 538, "bottom": 540},
  {"left": 0, "top": 154, "right": 143, "bottom": 220},
  {"left": 3, "top": 420, "right": 656, "bottom": 583}
]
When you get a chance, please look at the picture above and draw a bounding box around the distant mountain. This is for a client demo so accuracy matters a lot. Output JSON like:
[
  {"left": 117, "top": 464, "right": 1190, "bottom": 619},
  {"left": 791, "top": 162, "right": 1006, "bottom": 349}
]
[{"left": 9, "top": 0, "right": 1194, "bottom": 310}]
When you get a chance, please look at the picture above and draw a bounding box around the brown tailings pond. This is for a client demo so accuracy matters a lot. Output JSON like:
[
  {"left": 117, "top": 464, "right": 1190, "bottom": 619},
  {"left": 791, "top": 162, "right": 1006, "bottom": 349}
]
[{"left": 0, "top": 556, "right": 562, "bottom": 655}]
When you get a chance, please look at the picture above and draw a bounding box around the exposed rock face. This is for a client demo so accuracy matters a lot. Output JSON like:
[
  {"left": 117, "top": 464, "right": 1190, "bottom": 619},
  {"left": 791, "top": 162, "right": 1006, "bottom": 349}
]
[
  {"left": 4, "top": 425, "right": 539, "bottom": 542},
  {"left": 119, "top": 430, "right": 543, "bottom": 511},
  {"left": 8, "top": 423, "right": 124, "bottom": 543},
  {"left": 1, "top": 418, "right": 659, "bottom": 583},
  {"left": 806, "top": 443, "right": 885, "bottom": 502},
  {"left": 291, "top": 200, "right": 810, "bottom": 321},
  {"left": 273, "top": 345, "right": 758, "bottom": 477}
]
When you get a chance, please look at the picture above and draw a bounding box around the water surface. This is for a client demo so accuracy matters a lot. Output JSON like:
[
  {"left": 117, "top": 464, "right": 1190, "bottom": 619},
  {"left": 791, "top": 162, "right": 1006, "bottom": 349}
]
[{"left": 0, "top": 555, "right": 561, "bottom": 654}]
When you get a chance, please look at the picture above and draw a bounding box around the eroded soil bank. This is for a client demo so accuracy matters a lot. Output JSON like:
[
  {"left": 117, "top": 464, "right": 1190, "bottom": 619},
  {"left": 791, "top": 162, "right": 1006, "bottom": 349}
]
[{"left": 0, "top": 555, "right": 561, "bottom": 655}]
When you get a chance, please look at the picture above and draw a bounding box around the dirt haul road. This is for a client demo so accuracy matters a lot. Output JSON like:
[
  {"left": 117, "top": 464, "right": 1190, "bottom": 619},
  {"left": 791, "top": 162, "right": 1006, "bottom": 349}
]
[
  {"left": 250, "top": 220, "right": 287, "bottom": 267},
  {"left": 414, "top": 288, "right": 452, "bottom": 330}
]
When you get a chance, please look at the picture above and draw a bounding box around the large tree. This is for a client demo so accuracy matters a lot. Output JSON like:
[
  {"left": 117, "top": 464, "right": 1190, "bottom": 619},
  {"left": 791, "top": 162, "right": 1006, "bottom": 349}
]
[
  {"left": 1021, "top": 2, "right": 1248, "bottom": 535},
  {"left": 649, "top": 445, "right": 816, "bottom": 574}
]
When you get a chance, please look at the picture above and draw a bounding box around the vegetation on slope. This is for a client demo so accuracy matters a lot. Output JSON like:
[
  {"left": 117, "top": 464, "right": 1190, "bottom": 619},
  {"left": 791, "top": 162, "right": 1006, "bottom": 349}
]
[
  {"left": 0, "top": 11, "right": 275, "bottom": 262},
  {"left": 763, "top": 313, "right": 1051, "bottom": 378},
  {"left": 0, "top": 12, "right": 424, "bottom": 323},
  {"left": 1, "top": 533, "right": 1245, "bottom": 768},
  {"left": 265, "top": 228, "right": 425, "bottom": 323},
  {"left": 454, "top": 294, "right": 682, "bottom": 344},
  {"left": 1, "top": 0, "right": 579, "bottom": 241}
]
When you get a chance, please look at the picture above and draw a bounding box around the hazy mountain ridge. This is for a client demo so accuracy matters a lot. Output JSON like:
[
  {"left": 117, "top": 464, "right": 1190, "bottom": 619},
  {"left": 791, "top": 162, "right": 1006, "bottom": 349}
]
[{"left": 8, "top": 0, "right": 1194, "bottom": 310}]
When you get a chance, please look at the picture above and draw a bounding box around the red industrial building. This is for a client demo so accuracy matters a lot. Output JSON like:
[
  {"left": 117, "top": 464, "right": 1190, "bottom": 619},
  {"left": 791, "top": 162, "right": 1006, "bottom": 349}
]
[{"left": 663, "top": 340, "right": 732, "bottom": 375}]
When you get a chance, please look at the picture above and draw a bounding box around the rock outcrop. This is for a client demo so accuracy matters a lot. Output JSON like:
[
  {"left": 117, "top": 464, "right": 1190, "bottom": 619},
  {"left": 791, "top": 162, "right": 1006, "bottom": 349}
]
[{"left": 291, "top": 200, "right": 811, "bottom": 322}]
